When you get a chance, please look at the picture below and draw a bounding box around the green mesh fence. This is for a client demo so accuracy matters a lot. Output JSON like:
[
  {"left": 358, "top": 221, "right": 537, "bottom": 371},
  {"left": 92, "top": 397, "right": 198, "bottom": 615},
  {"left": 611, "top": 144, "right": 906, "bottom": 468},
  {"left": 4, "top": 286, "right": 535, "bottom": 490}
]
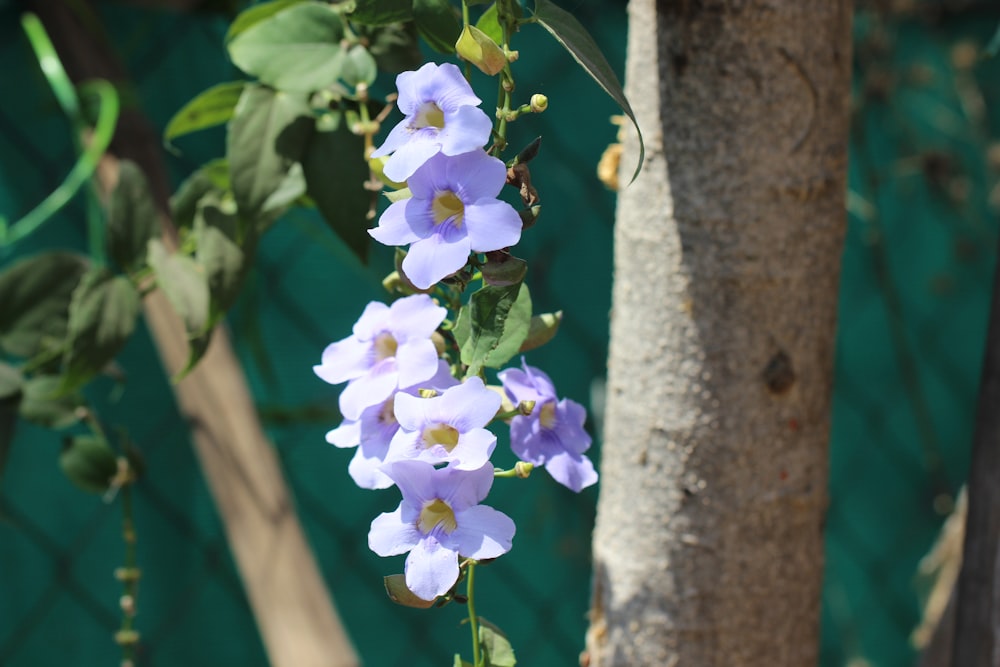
[{"left": 1, "top": 1, "right": 998, "bottom": 666}]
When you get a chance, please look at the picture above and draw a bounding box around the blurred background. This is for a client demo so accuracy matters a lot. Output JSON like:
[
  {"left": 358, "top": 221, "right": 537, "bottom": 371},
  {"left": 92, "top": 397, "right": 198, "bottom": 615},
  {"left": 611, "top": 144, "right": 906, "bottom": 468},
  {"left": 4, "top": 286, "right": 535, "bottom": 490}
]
[{"left": 0, "top": 0, "right": 998, "bottom": 665}]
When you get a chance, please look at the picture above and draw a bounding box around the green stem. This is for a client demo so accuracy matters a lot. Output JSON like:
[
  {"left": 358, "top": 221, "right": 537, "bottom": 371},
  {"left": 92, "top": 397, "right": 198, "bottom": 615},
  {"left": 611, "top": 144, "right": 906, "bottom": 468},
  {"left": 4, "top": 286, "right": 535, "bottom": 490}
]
[
  {"left": 116, "top": 476, "right": 140, "bottom": 666},
  {"left": 467, "top": 561, "right": 481, "bottom": 667}
]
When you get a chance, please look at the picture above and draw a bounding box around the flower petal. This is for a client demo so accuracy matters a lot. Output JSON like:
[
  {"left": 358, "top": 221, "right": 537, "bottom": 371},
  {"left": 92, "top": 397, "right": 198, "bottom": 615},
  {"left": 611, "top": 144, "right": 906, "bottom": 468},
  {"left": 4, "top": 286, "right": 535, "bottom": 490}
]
[
  {"left": 352, "top": 301, "right": 391, "bottom": 339},
  {"left": 448, "top": 150, "right": 507, "bottom": 200},
  {"left": 314, "top": 336, "right": 373, "bottom": 385},
  {"left": 395, "top": 338, "right": 442, "bottom": 388},
  {"left": 450, "top": 505, "right": 515, "bottom": 559},
  {"left": 440, "top": 377, "right": 501, "bottom": 431},
  {"left": 402, "top": 233, "right": 471, "bottom": 290},
  {"left": 445, "top": 428, "right": 496, "bottom": 470},
  {"left": 339, "top": 365, "right": 398, "bottom": 420},
  {"left": 404, "top": 536, "right": 460, "bottom": 601},
  {"left": 369, "top": 200, "right": 425, "bottom": 247},
  {"left": 440, "top": 462, "right": 494, "bottom": 511},
  {"left": 383, "top": 459, "right": 439, "bottom": 506},
  {"left": 509, "top": 417, "right": 557, "bottom": 465},
  {"left": 369, "top": 504, "right": 421, "bottom": 556},
  {"left": 464, "top": 200, "right": 522, "bottom": 252},
  {"left": 326, "top": 419, "right": 361, "bottom": 448},
  {"left": 543, "top": 449, "right": 598, "bottom": 492},
  {"left": 420, "top": 62, "right": 481, "bottom": 111},
  {"left": 383, "top": 138, "right": 441, "bottom": 183},
  {"left": 437, "top": 106, "right": 493, "bottom": 157},
  {"left": 389, "top": 294, "right": 447, "bottom": 340},
  {"left": 349, "top": 445, "right": 395, "bottom": 489}
]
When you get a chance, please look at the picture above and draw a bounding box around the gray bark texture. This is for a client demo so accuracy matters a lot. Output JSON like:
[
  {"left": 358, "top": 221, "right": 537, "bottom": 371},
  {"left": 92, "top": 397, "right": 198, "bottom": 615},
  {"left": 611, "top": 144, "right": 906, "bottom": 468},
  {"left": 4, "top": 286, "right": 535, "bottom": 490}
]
[{"left": 587, "top": 1, "right": 853, "bottom": 665}]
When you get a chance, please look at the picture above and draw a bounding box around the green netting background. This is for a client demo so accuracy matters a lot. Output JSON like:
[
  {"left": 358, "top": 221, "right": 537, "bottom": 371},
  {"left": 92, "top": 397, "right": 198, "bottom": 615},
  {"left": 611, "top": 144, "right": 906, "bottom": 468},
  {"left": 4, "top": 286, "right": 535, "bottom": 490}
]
[{"left": 0, "top": 1, "right": 998, "bottom": 665}]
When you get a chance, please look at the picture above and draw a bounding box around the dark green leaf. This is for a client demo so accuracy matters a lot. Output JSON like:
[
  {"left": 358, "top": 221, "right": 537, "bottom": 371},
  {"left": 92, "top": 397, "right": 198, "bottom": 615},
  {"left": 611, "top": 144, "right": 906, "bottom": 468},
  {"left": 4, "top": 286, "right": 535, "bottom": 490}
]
[
  {"left": 0, "top": 252, "right": 89, "bottom": 358},
  {"left": 164, "top": 81, "right": 246, "bottom": 146},
  {"left": 0, "top": 392, "right": 17, "bottom": 489},
  {"left": 413, "top": 0, "right": 461, "bottom": 54},
  {"left": 347, "top": 0, "right": 412, "bottom": 25},
  {"left": 262, "top": 163, "right": 307, "bottom": 215},
  {"left": 0, "top": 362, "right": 23, "bottom": 399},
  {"left": 194, "top": 193, "right": 257, "bottom": 320},
  {"left": 225, "top": 0, "right": 309, "bottom": 44},
  {"left": 107, "top": 161, "right": 161, "bottom": 274},
  {"left": 519, "top": 310, "right": 561, "bottom": 353},
  {"left": 301, "top": 112, "right": 372, "bottom": 262},
  {"left": 227, "top": 3, "right": 346, "bottom": 92},
  {"left": 171, "top": 160, "right": 230, "bottom": 233},
  {"left": 459, "top": 283, "right": 531, "bottom": 376},
  {"left": 62, "top": 271, "right": 140, "bottom": 392},
  {"left": 148, "top": 239, "right": 210, "bottom": 335},
  {"left": 341, "top": 44, "right": 379, "bottom": 88},
  {"left": 19, "top": 376, "right": 83, "bottom": 429},
  {"left": 475, "top": 3, "right": 502, "bottom": 45},
  {"left": 479, "top": 619, "right": 516, "bottom": 667},
  {"left": 384, "top": 574, "right": 435, "bottom": 608},
  {"left": 228, "top": 84, "right": 313, "bottom": 219},
  {"left": 481, "top": 253, "right": 527, "bottom": 286},
  {"left": 59, "top": 435, "right": 118, "bottom": 495},
  {"left": 363, "top": 23, "right": 424, "bottom": 73},
  {"left": 531, "top": 0, "right": 644, "bottom": 183},
  {"left": 180, "top": 328, "right": 216, "bottom": 378}
]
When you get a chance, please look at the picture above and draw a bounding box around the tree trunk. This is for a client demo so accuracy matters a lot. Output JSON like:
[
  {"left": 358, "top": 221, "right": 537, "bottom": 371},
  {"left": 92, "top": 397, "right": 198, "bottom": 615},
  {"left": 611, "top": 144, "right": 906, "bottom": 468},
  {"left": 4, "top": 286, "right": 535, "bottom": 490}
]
[{"left": 587, "top": 1, "right": 853, "bottom": 665}]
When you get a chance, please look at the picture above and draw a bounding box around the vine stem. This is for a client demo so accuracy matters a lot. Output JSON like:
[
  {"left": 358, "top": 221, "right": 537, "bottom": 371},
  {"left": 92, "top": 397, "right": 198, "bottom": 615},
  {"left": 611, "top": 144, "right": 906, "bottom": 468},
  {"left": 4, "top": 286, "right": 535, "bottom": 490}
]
[
  {"left": 117, "top": 477, "right": 140, "bottom": 666},
  {"left": 467, "top": 561, "right": 481, "bottom": 667}
]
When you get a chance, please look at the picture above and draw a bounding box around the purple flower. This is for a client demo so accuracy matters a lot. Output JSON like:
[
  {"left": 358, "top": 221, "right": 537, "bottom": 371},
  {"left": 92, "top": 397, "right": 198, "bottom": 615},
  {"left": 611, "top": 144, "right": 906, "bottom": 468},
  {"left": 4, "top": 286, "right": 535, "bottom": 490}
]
[
  {"left": 384, "top": 376, "right": 501, "bottom": 471},
  {"left": 371, "top": 62, "right": 493, "bottom": 183},
  {"left": 498, "top": 361, "right": 598, "bottom": 492},
  {"left": 313, "top": 294, "right": 446, "bottom": 420},
  {"left": 327, "top": 361, "right": 457, "bottom": 489},
  {"left": 369, "top": 151, "right": 522, "bottom": 289},
  {"left": 369, "top": 460, "right": 515, "bottom": 601}
]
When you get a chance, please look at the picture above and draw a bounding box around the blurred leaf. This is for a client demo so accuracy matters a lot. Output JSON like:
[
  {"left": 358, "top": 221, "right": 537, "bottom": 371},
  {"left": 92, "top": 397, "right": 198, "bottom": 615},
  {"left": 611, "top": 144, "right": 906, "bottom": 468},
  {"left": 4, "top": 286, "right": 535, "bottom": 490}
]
[
  {"left": 413, "top": 0, "right": 461, "bottom": 53},
  {"left": 384, "top": 187, "right": 412, "bottom": 203},
  {"left": 225, "top": 0, "right": 308, "bottom": 43},
  {"left": 194, "top": 193, "right": 257, "bottom": 320},
  {"left": 364, "top": 23, "right": 423, "bottom": 73},
  {"left": 0, "top": 362, "right": 23, "bottom": 399},
  {"left": 479, "top": 618, "right": 516, "bottom": 666},
  {"left": 107, "top": 161, "right": 161, "bottom": 274},
  {"left": 986, "top": 22, "right": 1000, "bottom": 58},
  {"left": 531, "top": 0, "right": 644, "bottom": 183},
  {"left": 228, "top": 85, "right": 313, "bottom": 219},
  {"left": 301, "top": 112, "right": 371, "bottom": 262},
  {"left": 475, "top": 3, "right": 502, "bottom": 44},
  {"left": 0, "top": 252, "right": 89, "bottom": 358},
  {"left": 518, "top": 310, "right": 561, "bottom": 353},
  {"left": 384, "top": 574, "right": 435, "bottom": 608},
  {"left": 62, "top": 270, "right": 140, "bottom": 392},
  {"left": 0, "top": 361, "right": 22, "bottom": 487},
  {"left": 341, "top": 44, "right": 379, "bottom": 87},
  {"left": 262, "top": 162, "right": 307, "bottom": 215},
  {"left": 481, "top": 253, "right": 527, "bottom": 286},
  {"left": 19, "top": 376, "right": 83, "bottom": 429},
  {"left": 164, "top": 81, "right": 245, "bottom": 145},
  {"left": 459, "top": 282, "right": 531, "bottom": 376},
  {"left": 346, "top": 0, "right": 412, "bottom": 25},
  {"left": 59, "top": 435, "right": 118, "bottom": 495},
  {"left": 171, "top": 159, "right": 231, "bottom": 233},
  {"left": 148, "top": 239, "right": 210, "bottom": 335},
  {"left": 228, "top": 3, "right": 346, "bottom": 92}
]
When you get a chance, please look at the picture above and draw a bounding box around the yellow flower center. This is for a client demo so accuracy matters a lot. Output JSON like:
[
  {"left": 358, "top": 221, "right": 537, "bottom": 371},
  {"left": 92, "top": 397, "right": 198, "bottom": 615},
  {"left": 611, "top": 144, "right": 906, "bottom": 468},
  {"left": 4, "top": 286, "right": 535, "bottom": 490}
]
[
  {"left": 418, "top": 498, "right": 457, "bottom": 534},
  {"left": 374, "top": 332, "right": 398, "bottom": 361},
  {"left": 432, "top": 191, "right": 465, "bottom": 227},
  {"left": 539, "top": 401, "right": 557, "bottom": 430},
  {"left": 421, "top": 423, "right": 460, "bottom": 451},
  {"left": 414, "top": 102, "right": 445, "bottom": 129}
]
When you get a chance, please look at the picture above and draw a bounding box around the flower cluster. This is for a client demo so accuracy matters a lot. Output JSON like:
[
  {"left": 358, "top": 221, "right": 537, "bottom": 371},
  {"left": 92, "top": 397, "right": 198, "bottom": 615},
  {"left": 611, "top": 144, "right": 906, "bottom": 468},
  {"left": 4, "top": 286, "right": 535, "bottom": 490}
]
[{"left": 315, "top": 64, "right": 598, "bottom": 602}]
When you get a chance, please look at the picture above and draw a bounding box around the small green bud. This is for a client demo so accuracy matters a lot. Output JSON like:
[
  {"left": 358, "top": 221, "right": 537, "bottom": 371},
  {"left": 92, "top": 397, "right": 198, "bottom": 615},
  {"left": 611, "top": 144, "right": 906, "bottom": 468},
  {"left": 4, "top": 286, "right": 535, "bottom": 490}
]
[
  {"left": 514, "top": 462, "right": 534, "bottom": 478},
  {"left": 530, "top": 94, "right": 548, "bottom": 113},
  {"left": 518, "top": 400, "right": 536, "bottom": 416},
  {"left": 455, "top": 26, "right": 507, "bottom": 76}
]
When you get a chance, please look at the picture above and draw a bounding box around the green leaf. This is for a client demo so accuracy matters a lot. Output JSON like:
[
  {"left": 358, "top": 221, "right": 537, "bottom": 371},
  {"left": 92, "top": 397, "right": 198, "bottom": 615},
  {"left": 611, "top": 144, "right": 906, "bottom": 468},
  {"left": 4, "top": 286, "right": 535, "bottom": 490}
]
[
  {"left": 479, "top": 618, "right": 516, "bottom": 667},
  {"left": 226, "top": 0, "right": 309, "bottom": 44},
  {"left": 107, "top": 161, "right": 161, "bottom": 274},
  {"left": 384, "top": 574, "right": 435, "bottom": 608},
  {"left": 341, "top": 44, "right": 379, "bottom": 88},
  {"left": 262, "top": 162, "right": 307, "bottom": 215},
  {"left": 475, "top": 3, "right": 502, "bottom": 45},
  {"left": 384, "top": 187, "right": 412, "bottom": 203},
  {"left": 228, "top": 3, "right": 346, "bottom": 92},
  {"left": 519, "top": 310, "right": 561, "bottom": 353},
  {"left": 531, "top": 0, "right": 644, "bottom": 183},
  {"left": 413, "top": 0, "right": 461, "bottom": 54},
  {"left": 19, "top": 376, "right": 83, "bottom": 429},
  {"left": 459, "top": 283, "right": 531, "bottom": 376},
  {"left": 986, "top": 21, "right": 1000, "bottom": 58},
  {"left": 171, "top": 160, "right": 231, "bottom": 233},
  {"left": 301, "top": 112, "right": 372, "bottom": 262},
  {"left": 0, "top": 252, "right": 89, "bottom": 358},
  {"left": 453, "top": 656, "right": 473, "bottom": 667},
  {"left": 164, "top": 81, "right": 246, "bottom": 146},
  {"left": 0, "top": 362, "right": 23, "bottom": 400},
  {"left": 148, "top": 239, "right": 210, "bottom": 335},
  {"left": 61, "top": 271, "right": 140, "bottom": 392},
  {"left": 0, "top": 390, "right": 17, "bottom": 490},
  {"left": 194, "top": 193, "right": 257, "bottom": 320},
  {"left": 227, "top": 84, "right": 313, "bottom": 219},
  {"left": 347, "top": 0, "right": 412, "bottom": 25},
  {"left": 59, "top": 435, "right": 118, "bottom": 495},
  {"left": 363, "top": 23, "right": 424, "bottom": 73}
]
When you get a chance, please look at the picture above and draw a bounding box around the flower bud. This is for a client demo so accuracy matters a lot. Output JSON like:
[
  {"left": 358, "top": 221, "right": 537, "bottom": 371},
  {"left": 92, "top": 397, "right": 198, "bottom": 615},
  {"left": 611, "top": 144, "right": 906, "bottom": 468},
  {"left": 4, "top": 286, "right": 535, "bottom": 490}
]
[
  {"left": 455, "top": 26, "right": 507, "bottom": 76},
  {"left": 529, "top": 94, "right": 548, "bottom": 113},
  {"left": 514, "top": 461, "right": 534, "bottom": 478},
  {"left": 518, "top": 400, "right": 536, "bottom": 416}
]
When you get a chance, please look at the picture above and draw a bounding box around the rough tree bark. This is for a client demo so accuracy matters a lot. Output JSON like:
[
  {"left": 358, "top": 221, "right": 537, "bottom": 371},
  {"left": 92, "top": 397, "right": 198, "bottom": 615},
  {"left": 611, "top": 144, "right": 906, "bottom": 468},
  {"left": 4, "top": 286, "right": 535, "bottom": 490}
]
[{"left": 587, "top": 1, "right": 853, "bottom": 665}]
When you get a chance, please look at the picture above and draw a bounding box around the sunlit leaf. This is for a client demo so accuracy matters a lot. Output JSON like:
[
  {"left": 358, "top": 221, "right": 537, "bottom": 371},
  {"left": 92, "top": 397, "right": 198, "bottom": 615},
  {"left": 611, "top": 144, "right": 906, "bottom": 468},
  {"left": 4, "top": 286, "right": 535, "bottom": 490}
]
[
  {"left": 341, "top": 44, "right": 379, "bottom": 88},
  {"left": 225, "top": 0, "right": 309, "bottom": 44},
  {"left": 384, "top": 574, "right": 435, "bottom": 608},
  {"left": 228, "top": 3, "right": 346, "bottom": 92},
  {"left": 459, "top": 283, "right": 531, "bottom": 376},
  {"left": 107, "top": 160, "right": 161, "bottom": 274},
  {"left": 0, "top": 252, "right": 89, "bottom": 359},
  {"left": 171, "top": 159, "right": 230, "bottom": 232},
  {"left": 518, "top": 310, "right": 561, "bottom": 353},
  {"left": 148, "top": 239, "right": 210, "bottom": 336},
  {"left": 164, "top": 81, "right": 246, "bottom": 146},
  {"left": 479, "top": 618, "right": 516, "bottom": 667},
  {"left": 475, "top": 3, "right": 502, "bottom": 45},
  {"left": 531, "top": 0, "right": 644, "bottom": 183},
  {"left": 227, "top": 84, "right": 313, "bottom": 219}
]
